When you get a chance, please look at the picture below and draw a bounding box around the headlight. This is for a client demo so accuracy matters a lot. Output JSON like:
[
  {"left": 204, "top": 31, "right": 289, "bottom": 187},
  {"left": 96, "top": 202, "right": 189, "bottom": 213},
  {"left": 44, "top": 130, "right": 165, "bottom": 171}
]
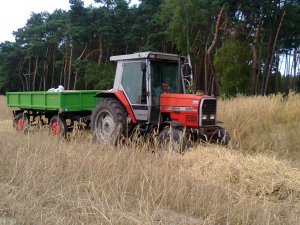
[
  {"left": 210, "top": 114, "right": 215, "bottom": 120},
  {"left": 202, "top": 115, "right": 207, "bottom": 120}
]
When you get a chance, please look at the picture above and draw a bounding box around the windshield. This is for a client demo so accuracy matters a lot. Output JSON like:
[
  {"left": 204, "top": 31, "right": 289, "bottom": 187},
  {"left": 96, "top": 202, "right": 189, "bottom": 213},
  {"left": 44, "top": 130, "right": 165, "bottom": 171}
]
[{"left": 151, "top": 61, "right": 184, "bottom": 95}]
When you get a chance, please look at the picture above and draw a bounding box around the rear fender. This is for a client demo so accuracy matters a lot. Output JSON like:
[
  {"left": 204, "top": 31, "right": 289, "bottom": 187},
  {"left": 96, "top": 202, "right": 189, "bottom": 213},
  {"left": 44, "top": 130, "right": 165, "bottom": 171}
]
[
  {"left": 95, "top": 90, "right": 137, "bottom": 124},
  {"left": 159, "top": 121, "right": 184, "bottom": 132}
]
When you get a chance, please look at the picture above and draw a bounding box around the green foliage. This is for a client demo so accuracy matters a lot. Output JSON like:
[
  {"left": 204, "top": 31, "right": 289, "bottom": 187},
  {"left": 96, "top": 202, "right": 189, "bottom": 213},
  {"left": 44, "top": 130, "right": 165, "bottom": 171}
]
[
  {"left": 160, "top": 0, "right": 222, "bottom": 53},
  {"left": 0, "top": 0, "right": 299, "bottom": 95},
  {"left": 84, "top": 63, "right": 114, "bottom": 89},
  {"left": 215, "top": 39, "right": 250, "bottom": 96},
  {"left": 0, "top": 72, "right": 6, "bottom": 93},
  {"left": 0, "top": 42, "right": 25, "bottom": 93},
  {"left": 134, "top": 0, "right": 166, "bottom": 51}
]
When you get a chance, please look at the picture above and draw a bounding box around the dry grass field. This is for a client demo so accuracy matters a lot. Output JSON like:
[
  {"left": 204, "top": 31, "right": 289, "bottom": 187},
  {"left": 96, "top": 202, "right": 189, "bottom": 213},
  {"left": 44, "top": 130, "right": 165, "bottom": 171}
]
[
  {"left": 218, "top": 93, "right": 300, "bottom": 165},
  {"left": 1, "top": 95, "right": 300, "bottom": 224}
]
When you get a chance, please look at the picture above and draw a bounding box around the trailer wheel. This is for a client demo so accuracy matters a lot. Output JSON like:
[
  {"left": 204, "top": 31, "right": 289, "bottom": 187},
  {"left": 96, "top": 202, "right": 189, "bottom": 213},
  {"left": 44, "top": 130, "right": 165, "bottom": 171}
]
[
  {"left": 91, "top": 98, "right": 128, "bottom": 145},
  {"left": 49, "top": 115, "right": 67, "bottom": 138},
  {"left": 158, "top": 127, "right": 188, "bottom": 154},
  {"left": 14, "top": 112, "right": 29, "bottom": 134}
]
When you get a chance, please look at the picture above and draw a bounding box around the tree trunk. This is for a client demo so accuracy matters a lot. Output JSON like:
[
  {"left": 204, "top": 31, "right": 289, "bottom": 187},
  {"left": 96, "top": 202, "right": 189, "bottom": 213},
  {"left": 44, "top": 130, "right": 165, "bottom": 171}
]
[
  {"left": 63, "top": 47, "right": 68, "bottom": 88},
  {"left": 261, "top": 31, "right": 273, "bottom": 95},
  {"left": 204, "top": 53, "right": 209, "bottom": 94},
  {"left": 73, "top": 68, "right": 79, "bottom": 90},
  {"left": 292, "top": 48, "right": 297, "bottom": 91},
  {"left": 59, "top": 52, "right": 64, "bottom": 86},
  {"left": 255, "top": 34, "right": 264, "bottom": 94},
  {"left": 32, "top": 56, "right": 39, "bottom": 91},
  {"left": 84, "top": 80, "right": 88, "bottom": 90},
  {"left": 43, "top": 46, "right": 49, "bottom": 91},
  {"left": 264, "top": 11, "right": 286, "bottom": 96},
  {"left": 192, "top": 27, "right": 205, "bottom": 91},
  {"left": 251, "top": 44, "right": 258, "bottom": 95},
  {"left": 275, "top": 53, "right": 279, "bottom": 93},
  {"left": 194, "top": 52, "right": 204, "bottom": 91},
  {"left": 39, "top": 72, "right": 43, "bottom": 91},
  {"left": 250, "top": 18, "right": 262, "bottom": 95},
  {"left": 204, "top": 18, "right": 213, "bottom": 95},
  {"left": 211, "top": 76, "right": 215, "bottom": 96},
  {"left": 72, "top": 44, "right": 88, "bottom": 90},
  {"left": 43, "top": 61, "right": 49, "bottom": 91},
  {"left": 98, "top": 33, "right": 103, "bottom": 65},
  {"left": 78, "top": 43, "right": 88, "bottom": 60},
  {"left": 28, "top": 56, "right": 31, "bottom": 91},
  {"left": 17, "top": 62, "right": 25, "bottom": 91},
  {"left": 67, "top": 45, "right": 73, "bottom": 90},
  {"left": 51, "top": 47, "right": 56, "bottom": 88},
  {"left": 206, "top": 6, "right": 224, "bottom": 96},
  {"left": 106, "top": 45, "right": 109, "bottom": 63},
  {"left": 59, "top": 47, "right": 65, "bottom": 86}
]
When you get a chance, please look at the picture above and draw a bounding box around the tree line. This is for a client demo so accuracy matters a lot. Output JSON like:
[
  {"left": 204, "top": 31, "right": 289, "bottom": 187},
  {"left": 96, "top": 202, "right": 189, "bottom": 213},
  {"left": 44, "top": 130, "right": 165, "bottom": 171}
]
[{"left": 0, "top": 0, "right": 299, "bottom": 97}]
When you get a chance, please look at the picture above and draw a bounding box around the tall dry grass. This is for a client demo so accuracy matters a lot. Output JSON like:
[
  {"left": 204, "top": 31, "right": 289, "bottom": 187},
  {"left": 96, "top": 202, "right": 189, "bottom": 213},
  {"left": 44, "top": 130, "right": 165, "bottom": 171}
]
[
  {"left": 0, "top": 94, "right": 300, "bottom": 224},
  {"left": 0, "top": 96, "right": 11, "bottom": 120},
  {"left": 218, "top": 93, "right": 300, "bottom": 162}
]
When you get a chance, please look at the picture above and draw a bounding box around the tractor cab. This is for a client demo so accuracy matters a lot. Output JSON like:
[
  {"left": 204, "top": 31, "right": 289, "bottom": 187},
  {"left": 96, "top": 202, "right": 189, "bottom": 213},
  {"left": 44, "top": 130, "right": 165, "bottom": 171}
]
[{"left": 110, "top": 52, "right": 186, "bottom": 124}]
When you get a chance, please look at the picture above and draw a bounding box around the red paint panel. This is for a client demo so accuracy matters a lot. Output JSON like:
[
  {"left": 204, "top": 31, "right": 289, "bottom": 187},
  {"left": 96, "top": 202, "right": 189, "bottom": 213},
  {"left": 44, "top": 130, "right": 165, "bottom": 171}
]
[
  {"left": 160, "top": 93, "right": 212, "bottom": 128},
  {"left": 100, "top": 90, "right": 137, "bottom": 124}
]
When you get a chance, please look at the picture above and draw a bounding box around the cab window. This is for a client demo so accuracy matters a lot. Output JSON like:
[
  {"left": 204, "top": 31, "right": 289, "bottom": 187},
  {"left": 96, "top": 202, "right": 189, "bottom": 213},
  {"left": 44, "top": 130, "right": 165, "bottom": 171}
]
[
  {"left": 121, "top": 61, "right": 146, "bottom": 104},
  {"left": 151, "top": 61, "right": 183, "bottom": 97}
]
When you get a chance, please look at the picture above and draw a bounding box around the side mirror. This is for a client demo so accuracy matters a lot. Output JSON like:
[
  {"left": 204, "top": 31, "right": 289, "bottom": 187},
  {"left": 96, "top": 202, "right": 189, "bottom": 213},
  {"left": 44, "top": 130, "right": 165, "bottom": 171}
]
[{"left": 141, "top": 62, "right": 147, "bottom": 73}]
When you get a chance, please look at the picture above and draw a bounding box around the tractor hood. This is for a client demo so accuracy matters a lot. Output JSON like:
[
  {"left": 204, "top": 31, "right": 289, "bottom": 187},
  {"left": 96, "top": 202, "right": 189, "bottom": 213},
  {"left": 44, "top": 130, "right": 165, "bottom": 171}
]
[
  {"left": 160, "top": 93, "right": 213, "bottom": 110},
  {"left": 160, "top": 93, "right": 216, "bottom": 128}
]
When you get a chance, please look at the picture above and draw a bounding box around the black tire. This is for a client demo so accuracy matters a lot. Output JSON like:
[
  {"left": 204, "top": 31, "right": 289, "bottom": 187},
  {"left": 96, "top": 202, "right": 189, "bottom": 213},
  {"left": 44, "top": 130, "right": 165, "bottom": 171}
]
[
  {"left": 49, "top": 115, "right": 67, "bottom": 138},
  {"left": 158, "top": 126, "right": 188, "bottom": 154},
  {"left": 219, "top": 128, "right": 231, "bottom": 146},
  {"left": 91, "top": 98, "right": 129, "bottom": 145},
  {"left": 13, "top": 112, "right": 29, "bottom": 134},
  {"left": 211, "top": 127, "right": 230, "bottom": 146}
]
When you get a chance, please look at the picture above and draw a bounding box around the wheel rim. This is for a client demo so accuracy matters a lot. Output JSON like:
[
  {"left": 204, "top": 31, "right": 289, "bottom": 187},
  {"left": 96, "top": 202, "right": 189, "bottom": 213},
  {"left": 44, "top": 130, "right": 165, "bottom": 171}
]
[
  {"left": 50, "top": 121, "right": 60, "bottom": 136},
  {"left": 95, "top": 110, "right": 116, "bottom": 140},
  {"left": 16, "top": 118, "right": 25, "bottom": 132}
]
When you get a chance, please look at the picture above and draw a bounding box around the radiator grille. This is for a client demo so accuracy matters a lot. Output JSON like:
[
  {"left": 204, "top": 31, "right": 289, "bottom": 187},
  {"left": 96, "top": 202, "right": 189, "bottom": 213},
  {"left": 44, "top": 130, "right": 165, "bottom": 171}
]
[{"left": 201, "top": 99, "right": 216, "bottom": 126}]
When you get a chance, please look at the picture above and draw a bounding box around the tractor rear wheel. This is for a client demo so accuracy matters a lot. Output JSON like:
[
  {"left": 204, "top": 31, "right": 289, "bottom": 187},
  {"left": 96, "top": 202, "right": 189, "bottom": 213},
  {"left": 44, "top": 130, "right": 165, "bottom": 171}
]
[
  {"left": 158, "top": 126, "right": 188, "bottom": 154},
  {"left": 91, "top": 98, "right": 128, "bottom": 145},
  {"left": 13, "top": 112, "right": 29, "bottom": 134},
  {"left": 49, "top": 115, "right": 67, "bottom": 138}
]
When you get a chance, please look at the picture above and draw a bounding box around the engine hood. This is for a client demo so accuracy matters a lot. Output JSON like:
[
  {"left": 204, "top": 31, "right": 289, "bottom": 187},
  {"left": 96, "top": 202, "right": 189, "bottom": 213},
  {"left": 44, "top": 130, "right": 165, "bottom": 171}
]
[{"left": 160, "top": 93, "right": 213, "bottom": 109}]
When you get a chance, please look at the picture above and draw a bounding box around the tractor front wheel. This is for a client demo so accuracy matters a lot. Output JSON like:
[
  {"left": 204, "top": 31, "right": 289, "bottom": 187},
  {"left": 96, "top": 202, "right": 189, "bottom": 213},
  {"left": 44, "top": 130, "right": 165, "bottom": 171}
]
[
  {"left": 91, "top": 98, "right": 129, "bottom": 145},
  {"left": 158, "top": 127, "right": 188, "bottom": 154},
  {"left": 210, "top": 127, "right": 230, "bottom": 146}
]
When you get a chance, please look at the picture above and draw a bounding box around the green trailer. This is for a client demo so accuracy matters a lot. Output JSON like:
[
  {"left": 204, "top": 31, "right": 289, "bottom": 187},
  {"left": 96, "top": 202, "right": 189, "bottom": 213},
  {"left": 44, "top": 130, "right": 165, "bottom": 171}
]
[{"left": 6, "top": 90, "right": 101, "bottom": 137}]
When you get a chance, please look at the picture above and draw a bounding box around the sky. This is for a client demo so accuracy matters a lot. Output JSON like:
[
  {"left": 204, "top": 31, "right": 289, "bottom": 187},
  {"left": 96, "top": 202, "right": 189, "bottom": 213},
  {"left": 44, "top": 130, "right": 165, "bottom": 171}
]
[{"left": 0, "top": 0, "right": 139, "bottom": 43}]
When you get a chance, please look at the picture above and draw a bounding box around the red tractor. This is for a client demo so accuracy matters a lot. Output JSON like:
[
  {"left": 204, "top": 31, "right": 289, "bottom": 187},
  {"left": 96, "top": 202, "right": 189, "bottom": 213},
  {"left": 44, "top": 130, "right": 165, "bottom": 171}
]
[{"left": 91, "top": 52, "right": 230, "bottom": 152}]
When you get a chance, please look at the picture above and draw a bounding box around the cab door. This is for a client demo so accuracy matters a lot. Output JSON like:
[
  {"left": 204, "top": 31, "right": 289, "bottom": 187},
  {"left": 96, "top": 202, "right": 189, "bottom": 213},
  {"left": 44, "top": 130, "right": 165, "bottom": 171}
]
[{"left": 119, "top": 60, "right": 150, "bottom": 122}]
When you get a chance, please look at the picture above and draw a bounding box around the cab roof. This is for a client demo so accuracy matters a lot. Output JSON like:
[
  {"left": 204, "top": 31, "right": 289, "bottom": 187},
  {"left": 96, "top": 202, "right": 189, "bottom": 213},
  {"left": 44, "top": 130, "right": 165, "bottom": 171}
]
[{"left": 110, "top": 52, "right": 180, "bottom": 62}]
